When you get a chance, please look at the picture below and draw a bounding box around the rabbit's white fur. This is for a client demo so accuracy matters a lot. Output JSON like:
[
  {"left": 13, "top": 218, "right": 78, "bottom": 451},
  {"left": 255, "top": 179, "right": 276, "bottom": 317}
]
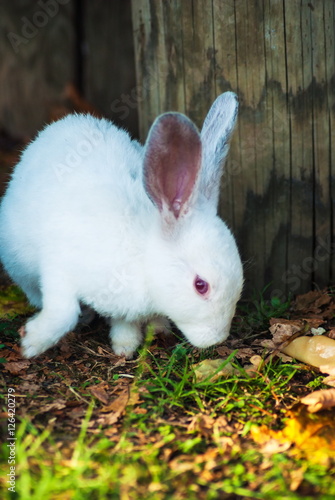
[{"left": 0, "top": 92, "right": 243, "bottom": 358}]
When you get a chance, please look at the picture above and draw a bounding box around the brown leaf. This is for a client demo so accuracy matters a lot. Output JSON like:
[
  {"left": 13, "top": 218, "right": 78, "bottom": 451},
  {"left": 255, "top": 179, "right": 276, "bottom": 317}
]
[
  {"left": 277, "top": 352, "right": 295, "bottom": 363},
  {"left": 269, "top": 319, "right": 304, "bottom": 344},
  {"left": 289, "top": 467, "right": 305, "bottom": 492},
  {"left": 103, "top": 389, "right": 129, "bottom": 412},
  {"left": 128, "top": 389, "right": 140, "bottom": 406},
  {"left": 187, "top": 414, "right": 215, "bottom": 437},
  {"left": 294, "top": 290, "right": 327, "bottom": 311},
  {"left": 235, "top": 347, "right": 255, "bottom": 360},
  {"left": 1, "top": 346, "right": 24, "bottom": 362},
  {"left": 97, "top": 386, "right": 139, "bottom": 427},
  {"left": 88, "top": 383, "right": 109, "bottom": 405},
  {"left": 259, "top": 338, "right": 276, "bottom": 349},
  {"left": 242, "top": 355, "right": 264, "bottom": 377},
  {"left": 327, "top": 328, "right": 335, "bottom": 340},
  {"left": 20, "top": 382, "right": 40, "bottom": 393},
  {"left": 39, "top": 400, "right": 67, "bottom": 414},
  {"left": 133, "top": 407, "right": 147, "bottom": 415},
  {"left": 3, "top": 360, "right": 30, "bottom": 374},
  {"left": 304, "top": 318, "right": 326, "bottom": 329},
  {"left": 301, "top": 389, "right": 335, "bottom": 413},
  {"left": 293, "top": 289, "right": 335, "bottom": 320},
  {"left": 216, "top": 346, "right": 233, "bottom": 357}
]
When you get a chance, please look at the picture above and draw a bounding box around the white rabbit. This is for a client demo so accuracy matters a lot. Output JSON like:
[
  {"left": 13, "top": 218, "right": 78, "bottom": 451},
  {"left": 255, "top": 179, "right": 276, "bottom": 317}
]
[{"left": 0, "top": 92, "right": 243, "bottom": 359}]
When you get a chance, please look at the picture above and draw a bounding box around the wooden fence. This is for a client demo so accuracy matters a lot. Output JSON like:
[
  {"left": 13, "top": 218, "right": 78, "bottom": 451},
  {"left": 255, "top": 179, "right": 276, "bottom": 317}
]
[
  {"left": 132, "top": 0, "right": 335, "bottom": 297},
  {"left": 0, "top": 0, "right": 334, "bottom": 297},
  {"left": 0, "top": 0, "right": 137, "bottom": 137}
]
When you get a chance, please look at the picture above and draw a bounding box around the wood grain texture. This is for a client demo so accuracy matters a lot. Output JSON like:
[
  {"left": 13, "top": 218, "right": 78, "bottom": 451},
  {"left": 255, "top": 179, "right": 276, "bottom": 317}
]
[
  {"left": 330, "top": 2, "right": 335, "bottom": 284},
  {"left": 83, "top": 0, "right": 138, "bottom": 136},
  {"left": 132, "top": 0, "right": 335, "bottom": 297},
  {"left": 0, "top": 0, "right": 74, "bottom": 137}
]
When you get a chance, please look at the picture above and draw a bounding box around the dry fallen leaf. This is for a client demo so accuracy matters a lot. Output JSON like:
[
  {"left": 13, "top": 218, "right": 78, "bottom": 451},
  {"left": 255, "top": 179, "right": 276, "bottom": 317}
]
[
  {"left": 20, "top": 382, "right": 40, "bottom": 393},
  {"left": 3, "top": 360, "right": 30, "bottom": 375},
  {"left": 100, "top": 388, "right": 129, "bottom": 414},
  {"left": 300, "top": 389, "right": 335, "bottom": 413},
  {"left": 294, "top": 289, "right": 331, "bottom": 311},
  {"left": 289, "top": 467, "right": 306, "bottom": 492},
  {"left": 319, "top": 365, "right": 335, "bottom": 387},
  {"left": 187, "top": 414, "right": 215, "bottom": 437},
  {"left": 293, "top": 289, "right": 335, "bottom": 320},
  {"left": 39, "top": 400, "right": 67, "bottom": 414},
  {"left": 269, "top": 319, "right": 304, "bottom": 344},
  {"left": 328, "top": 328, "right": 335, "bottom": 339},
  {"left": 193, "top": 358, "right": 239, "bottom": 382},
  {"left": 243, "top": 355, "right": 263, "bottom": 377},
  {"left": 1, "top": 345, "right": 24, "bottom": 362},
  {"left": 277, "top": 352, "right": 295, "bottom": 363},
  {"left": 216, "top": 346, "right": 233, "bottom": 357},
  {"left": 251, "top": 408, "right": 335, "bottom": 466},
  {"left": 88, "top": 383, "right": 109, "bottom": 405},
  {"left": 280, "top": 335, "right": 335, "bottom": 368},
  {"left": 235, "top": 348, "right": 255, "bottom": 360},
  {"left": 97, "top": 387, "right": 140, "bottom": 427}
]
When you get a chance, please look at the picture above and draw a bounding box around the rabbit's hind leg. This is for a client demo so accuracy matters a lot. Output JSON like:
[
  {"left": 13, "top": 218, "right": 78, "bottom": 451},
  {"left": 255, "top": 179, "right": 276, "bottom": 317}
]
[{"left": 149, "top": 316, "right": 172, "bottom": 335}]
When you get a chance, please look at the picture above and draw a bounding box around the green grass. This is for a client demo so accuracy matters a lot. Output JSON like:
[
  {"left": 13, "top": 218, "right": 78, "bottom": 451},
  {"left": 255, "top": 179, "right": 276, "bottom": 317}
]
[
  {"left": 1, "top": 345, "right": 335, "bottom": 499},
  {"left": 134, "top": 345, "right": 297, "bottom": 424},
  {"left": 1, "top": 287, "right": 335, "bottom": 499},
  {"left": 235, "top": 285, "right": 292, "bottom": 337}
]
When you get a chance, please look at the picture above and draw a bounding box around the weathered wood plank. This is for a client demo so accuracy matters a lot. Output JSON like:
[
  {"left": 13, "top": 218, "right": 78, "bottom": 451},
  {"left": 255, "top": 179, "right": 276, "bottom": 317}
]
[
  {"left": 84, "top": 0, "right": 138, "bottom": 136},
  {"left": 131, "top": 0, "right": 335, "bottom": 296},
  {"left": 212, "top": 0, "right": 240, "bottom": 231},
  {"left": 229, "top": 0, "right": 268, "bottom": 292},
  {"left": 311, "top": 1, "right": 332, "bottom": 288},
  {"left": 325, "top": 1, "right": 335, "bottom": 285},
  {"left": 0, "top": 0, "right": 75, "bottom": 137},
  {"left": 159, "top": 0, "right": 185, "bottom": 113},
  {"left": 132, "top": 0, "right": 163, "bottom": 139},
  {"left": 283, "top": 0, "right": 314, "bottom": 294},
  {"left": 180, "top": 0, "right": 217, "bottom": 124},
  {"left": 262, "top": 0, "right": 291, "bottom": 297}
]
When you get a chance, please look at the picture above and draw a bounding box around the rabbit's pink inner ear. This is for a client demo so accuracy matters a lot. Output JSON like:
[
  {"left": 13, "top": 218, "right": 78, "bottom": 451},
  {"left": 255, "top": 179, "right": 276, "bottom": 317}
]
[{"left": 144, "top": 113, "right": 202, "bottom": 218}]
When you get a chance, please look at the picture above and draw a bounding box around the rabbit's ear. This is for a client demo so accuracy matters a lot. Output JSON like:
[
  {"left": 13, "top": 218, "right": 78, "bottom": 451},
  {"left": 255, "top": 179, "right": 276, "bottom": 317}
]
[
  {"left": 200, "top": 92, "right": 239, "bottom": 208},
  {"left": 143, "top": 112, "right": 202, "bottom": 220}
]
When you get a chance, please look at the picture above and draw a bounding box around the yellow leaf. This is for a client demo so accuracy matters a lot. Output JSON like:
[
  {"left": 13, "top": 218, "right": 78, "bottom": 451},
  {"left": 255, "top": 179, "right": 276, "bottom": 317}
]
[{"left": 251, "top": 408, "right": 335, "bottom": 466}]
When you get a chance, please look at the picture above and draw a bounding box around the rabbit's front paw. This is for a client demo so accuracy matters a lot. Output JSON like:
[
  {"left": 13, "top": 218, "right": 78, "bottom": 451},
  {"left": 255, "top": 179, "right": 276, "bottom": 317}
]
[
  {"left": 110, "top": 320, "right": 142, "bottom": 359},
  {"left": 19, "top": 325, "right": 42, "bottom": 358},
  {"left": 20, "top": 315, "right": 58, "bottom": 358},
  {"left": 21, "top": 324, "right": 52, "bottom": 358}
]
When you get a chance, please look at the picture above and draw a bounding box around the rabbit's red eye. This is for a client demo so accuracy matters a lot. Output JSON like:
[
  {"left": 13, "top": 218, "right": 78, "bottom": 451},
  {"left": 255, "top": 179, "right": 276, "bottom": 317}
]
[{"left": 194, "top": 276, "right": 209, "bottom": 295}]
